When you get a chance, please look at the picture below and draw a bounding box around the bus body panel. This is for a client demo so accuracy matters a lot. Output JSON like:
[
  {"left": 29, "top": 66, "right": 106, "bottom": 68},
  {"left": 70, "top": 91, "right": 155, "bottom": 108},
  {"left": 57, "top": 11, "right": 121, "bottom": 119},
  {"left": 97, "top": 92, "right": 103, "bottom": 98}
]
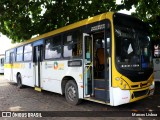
[
  {"left": 21, "top": 62, "right": 34, "bottom": 87},
  {"left": 0, "top": 66, "right": 4, "bottom": 73},
  {"left": 41, "top": 60, "right": 67, "bottom": 94},
  {"left": 111, "top": 87, "right": 130, "bottom": 106},
  {"left": 4, "top": 62, "right": 34, "bottom": 87},
  {"left": 4, "top": 65, "right": 11, "bottom": 81},
  {"left": 4, "top": 64, "right": 15, "bottom": 82},
  {"left": 41, "top": 60, "right": 84, "bottom": 98}
]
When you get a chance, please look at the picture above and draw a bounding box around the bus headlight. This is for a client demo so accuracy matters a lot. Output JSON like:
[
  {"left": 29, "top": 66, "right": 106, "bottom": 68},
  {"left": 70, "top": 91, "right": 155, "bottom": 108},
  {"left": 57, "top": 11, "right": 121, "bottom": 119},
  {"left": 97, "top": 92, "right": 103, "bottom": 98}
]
[
  {"left": 114, "top": 76, "right": 130, "bottom": 89},
  {"left": 152, "top": 81, "right": 155, "bottom": 86},
  {"left": 115, "top": 77, "right": 120, "bottom": 81},
  {"left": 120, "top": 80, "right": 123, "bottom": 85},
  {"left": 119, "top": 78, "right": 130, "bottom": 89}
]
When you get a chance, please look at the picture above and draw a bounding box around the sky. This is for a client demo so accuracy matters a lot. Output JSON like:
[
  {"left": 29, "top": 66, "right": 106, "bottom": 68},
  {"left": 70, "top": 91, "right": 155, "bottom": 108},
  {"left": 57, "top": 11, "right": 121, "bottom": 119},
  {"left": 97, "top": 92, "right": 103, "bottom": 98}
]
[
  {"left": 0, "top": 0, "right": 135, "bottom": 55},
  {"left": 0, "top": 34, "right": 12, "bottom": 54}
]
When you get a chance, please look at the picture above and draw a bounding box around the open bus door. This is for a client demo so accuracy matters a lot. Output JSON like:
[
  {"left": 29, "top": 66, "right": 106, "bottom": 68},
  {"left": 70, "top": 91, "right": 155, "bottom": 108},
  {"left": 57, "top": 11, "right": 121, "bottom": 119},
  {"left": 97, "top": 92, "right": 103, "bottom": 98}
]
[
  {"left": 83, "top": 33, "right": 94, "bottom": 96},
  {"left": 83, "top": 31, "right": 110, "bottom": 102},
  {"left": 33, "top": 40, "right": 43, "bottom": 91}
]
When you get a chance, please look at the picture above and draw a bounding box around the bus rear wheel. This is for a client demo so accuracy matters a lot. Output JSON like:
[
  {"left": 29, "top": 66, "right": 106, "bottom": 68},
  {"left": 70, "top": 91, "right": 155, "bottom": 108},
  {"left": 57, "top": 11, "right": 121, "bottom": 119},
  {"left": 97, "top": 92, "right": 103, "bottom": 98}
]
[
  {"left": 65, "top": 80, "right": 81, "bottom": 105},
  {"left": 17, "top": 74, "right": 23, "bottom": 89}
]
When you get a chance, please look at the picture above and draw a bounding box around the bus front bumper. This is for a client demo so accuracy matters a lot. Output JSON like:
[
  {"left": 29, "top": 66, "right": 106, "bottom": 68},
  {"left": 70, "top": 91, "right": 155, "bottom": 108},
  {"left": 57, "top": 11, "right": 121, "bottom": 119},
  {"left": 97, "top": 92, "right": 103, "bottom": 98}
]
[{"left": 111, "top": 83, "right": 155, "bottom": 106}]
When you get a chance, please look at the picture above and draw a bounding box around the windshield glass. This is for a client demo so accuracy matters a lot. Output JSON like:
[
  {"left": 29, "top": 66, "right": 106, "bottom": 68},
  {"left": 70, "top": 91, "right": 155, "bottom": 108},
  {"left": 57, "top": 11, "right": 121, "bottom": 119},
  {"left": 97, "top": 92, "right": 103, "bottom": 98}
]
[{"left": 114, "top": 13, "right": 152, "bottom": 71}]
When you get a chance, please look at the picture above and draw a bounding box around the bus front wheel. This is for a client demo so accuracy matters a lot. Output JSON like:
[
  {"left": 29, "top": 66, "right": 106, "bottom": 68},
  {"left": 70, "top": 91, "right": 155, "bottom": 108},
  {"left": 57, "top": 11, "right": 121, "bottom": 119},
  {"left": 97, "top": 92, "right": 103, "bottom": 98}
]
[
  {"left": 65, "top": 80, "right": 81, "bottom": 105},
  {"left": 17, "top": 74, "right": 23, "bottom": 89}
]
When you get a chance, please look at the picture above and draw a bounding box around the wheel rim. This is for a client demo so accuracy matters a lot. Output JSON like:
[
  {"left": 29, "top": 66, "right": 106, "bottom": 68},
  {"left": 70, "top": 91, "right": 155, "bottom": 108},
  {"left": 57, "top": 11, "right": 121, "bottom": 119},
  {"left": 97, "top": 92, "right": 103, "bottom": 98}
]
[{"left": 67, "top": 85, "right": 76, "bottom": 101}]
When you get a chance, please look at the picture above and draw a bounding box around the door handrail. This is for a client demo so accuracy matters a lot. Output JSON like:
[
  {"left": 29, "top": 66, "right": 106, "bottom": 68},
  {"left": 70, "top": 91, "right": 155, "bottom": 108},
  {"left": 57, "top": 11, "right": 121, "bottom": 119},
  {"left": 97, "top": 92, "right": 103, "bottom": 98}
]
[{"left": 84, "top": 61, "right": 93, "bottom": 75}]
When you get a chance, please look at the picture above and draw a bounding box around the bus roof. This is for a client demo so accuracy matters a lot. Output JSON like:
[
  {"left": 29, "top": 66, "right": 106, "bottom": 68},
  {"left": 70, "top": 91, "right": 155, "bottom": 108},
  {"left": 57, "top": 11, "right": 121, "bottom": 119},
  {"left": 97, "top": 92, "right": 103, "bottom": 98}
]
[{"left": 7, "top": 12, "right": 114, "bottom": 50}]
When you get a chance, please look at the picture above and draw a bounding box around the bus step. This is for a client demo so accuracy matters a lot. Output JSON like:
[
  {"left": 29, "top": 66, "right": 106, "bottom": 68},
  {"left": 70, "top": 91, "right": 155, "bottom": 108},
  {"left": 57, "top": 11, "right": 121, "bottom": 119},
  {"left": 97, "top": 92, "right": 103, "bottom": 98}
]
[
  {"left": 94, "top": 78, "right": 105, "bottom": 81},
  {"left": 94, "top": 88, "right": 106, "bottom": 101},
  {"left": 94, "top": 79, "right": 105, "bottom": 88},
  {"left": 34, "top": 87, "right": 42, "bottom": 92},
  {"left": 95, "top": 71, "right": 105, "bottom": 78}
]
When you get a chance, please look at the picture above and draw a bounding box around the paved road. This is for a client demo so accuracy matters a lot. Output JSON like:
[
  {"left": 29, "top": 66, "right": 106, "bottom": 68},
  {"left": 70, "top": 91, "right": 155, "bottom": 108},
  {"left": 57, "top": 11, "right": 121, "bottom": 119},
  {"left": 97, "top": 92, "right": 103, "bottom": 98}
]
[{"left": 0, "top": 75, "right": 160, "bottom": 120}]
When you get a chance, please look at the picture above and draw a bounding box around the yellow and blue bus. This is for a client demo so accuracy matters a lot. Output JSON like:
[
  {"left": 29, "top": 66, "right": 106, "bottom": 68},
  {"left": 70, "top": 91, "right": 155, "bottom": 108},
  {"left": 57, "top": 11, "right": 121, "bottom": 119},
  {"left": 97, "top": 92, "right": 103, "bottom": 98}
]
[{"left": 4, "top": 12, "right": 154, "bottom": 106}]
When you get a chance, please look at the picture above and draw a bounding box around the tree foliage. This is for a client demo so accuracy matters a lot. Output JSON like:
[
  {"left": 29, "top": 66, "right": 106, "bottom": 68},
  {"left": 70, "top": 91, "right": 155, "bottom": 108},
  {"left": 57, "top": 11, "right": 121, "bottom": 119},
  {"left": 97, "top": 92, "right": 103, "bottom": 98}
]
[
  {"left": 120, "top": 0, "right": 160, "bottom": 40},
  {"left": 0, "top": 0, "right": 159, "bottom": 43},
  {"left": 0, "top": 0, "right": 116, "bottom": 43},
  {"left": 133, "top": 0, "right": 160, "bottom": 40}
]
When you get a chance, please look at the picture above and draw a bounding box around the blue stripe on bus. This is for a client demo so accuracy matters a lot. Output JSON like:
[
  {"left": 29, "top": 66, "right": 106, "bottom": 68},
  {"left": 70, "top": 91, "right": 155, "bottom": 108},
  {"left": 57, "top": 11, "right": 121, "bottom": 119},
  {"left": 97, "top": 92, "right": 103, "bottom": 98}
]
[{"left": 33, "top": 39, "right": 44, "bottom": 46}]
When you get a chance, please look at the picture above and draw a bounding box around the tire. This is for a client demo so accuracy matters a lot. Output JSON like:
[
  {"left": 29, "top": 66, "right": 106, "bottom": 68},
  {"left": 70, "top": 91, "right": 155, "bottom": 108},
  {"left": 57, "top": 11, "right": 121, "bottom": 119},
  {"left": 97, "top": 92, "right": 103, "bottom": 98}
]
[
  {"left": 17, "top": 74, "right": 23, "bottom": 89},
  {"left": 65, "top": 80, "right": 82, "bottom": 105}
]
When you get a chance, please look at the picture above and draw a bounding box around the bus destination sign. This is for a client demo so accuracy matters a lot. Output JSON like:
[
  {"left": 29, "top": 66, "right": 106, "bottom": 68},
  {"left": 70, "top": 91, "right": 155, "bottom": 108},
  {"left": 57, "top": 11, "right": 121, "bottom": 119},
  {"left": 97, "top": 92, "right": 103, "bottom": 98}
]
[{"left": 91, "top": 24, "right": 105, "bottom": 32}]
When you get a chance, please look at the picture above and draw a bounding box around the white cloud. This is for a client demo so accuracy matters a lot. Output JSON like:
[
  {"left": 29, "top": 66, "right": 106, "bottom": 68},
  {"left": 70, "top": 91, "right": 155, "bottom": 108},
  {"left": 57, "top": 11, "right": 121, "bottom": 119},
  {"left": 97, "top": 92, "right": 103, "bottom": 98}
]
[
  {"left": 0, "top": 34, "right": 12, "bottom": 54},
  {"left": 116, "top": 0, "right": 122, "bottom": 5},
  {"left": 118, "top": 6, "right": 136, "bottom": 15},
  {"left": 116, "top": 0, "right": 136, "bottom": 15}
]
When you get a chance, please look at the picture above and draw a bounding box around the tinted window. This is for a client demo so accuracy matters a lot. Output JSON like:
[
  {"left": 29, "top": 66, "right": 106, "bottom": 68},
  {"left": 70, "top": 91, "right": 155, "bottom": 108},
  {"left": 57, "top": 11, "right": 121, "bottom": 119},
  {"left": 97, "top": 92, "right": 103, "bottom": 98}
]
[
  {"left": 114, "top": 13, "right": 152, "bottom": 71},
  {"left": 16, "top": 46, "right": 23, "bottom": 62},
  {"left": 63, "top": 30, "right": 82, "bottom": 57},
  {"left": 24, "top": 44, "right": 32, "bottom": 61},
  {"left": 0, "top": 58, "right": 4, "bottom": 66},
  {"left": 45, "top": 35, "right": 61, "bottom": 59}
]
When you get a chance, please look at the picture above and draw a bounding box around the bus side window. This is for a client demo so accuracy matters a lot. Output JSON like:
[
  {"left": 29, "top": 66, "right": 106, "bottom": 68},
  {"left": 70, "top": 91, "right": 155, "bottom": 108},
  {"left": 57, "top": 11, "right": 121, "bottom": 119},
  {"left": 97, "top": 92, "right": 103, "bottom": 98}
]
[
  {"left": 63, "top": 30, "right": 82, "bottom": 58},
  {"left": 16, "top": 46, "right": 23, "bottom": 62},
  {"left": 45, "top": 35, "right": 62, "bottom": 59},
  {"left": 24, "top": 44, "right": 32, "bottom": 61},
  {"left": 2, "top": 58, "right": 4, "bottom": 66}
]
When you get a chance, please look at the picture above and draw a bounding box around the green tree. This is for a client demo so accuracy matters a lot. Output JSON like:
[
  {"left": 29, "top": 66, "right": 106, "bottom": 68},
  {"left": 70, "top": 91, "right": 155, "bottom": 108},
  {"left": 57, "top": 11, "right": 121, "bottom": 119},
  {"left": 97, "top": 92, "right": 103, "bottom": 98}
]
[
  {"left": 133, "top": 0, "right": 160, "bottom": 40},
  {"left": 0, "top": 0, "right": 116, "bottom": 43},
  {"left": 1, "top": 0, "right": 159, "bottom": 43},
  {"left": 119, "top": 0, "right": 160, "bottom": 40},
  {"left": 0, "top": 0, "right": 42, "bottom": 42}
]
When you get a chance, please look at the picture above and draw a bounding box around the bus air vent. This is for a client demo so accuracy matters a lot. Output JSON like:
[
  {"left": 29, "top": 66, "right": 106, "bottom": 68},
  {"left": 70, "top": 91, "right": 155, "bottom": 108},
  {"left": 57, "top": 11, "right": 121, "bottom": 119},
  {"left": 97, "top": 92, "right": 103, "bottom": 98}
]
[
  {"left": 131, "top": 85, "right": 139, "bottom": 88},
  {"left": 142, "top": 83, "right": 148, "bottom": 87},
  {"left": 133, "top": 89, "right": 149, "bottom": 98}
]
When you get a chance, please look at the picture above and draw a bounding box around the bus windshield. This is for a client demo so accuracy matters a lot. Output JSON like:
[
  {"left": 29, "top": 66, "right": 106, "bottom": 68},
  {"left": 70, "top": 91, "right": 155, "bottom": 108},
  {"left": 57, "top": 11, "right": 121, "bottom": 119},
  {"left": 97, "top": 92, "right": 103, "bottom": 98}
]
[{"left": 114, "top": 13, "right": 152, "bottom": 71}]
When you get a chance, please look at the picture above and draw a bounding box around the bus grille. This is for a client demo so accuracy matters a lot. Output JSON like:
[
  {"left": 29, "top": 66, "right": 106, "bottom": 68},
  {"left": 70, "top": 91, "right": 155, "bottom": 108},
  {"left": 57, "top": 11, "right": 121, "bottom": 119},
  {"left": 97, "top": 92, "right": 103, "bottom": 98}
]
[{"left": 133, "top": 89, "right": 149, "bottom": 98}]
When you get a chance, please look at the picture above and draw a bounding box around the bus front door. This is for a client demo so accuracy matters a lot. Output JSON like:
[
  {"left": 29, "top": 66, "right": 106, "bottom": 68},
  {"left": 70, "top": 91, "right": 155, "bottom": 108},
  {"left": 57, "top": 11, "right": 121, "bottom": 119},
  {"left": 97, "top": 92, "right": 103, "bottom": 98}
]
[
  {"left": 83, "top": 31, "right": 110, "bottom": 102},
  {"left": 83, "top": 33, "right": 93, "bottom": 96},
  {"left": 34, "top": 45, "right": 43, "bottom": 91}
]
